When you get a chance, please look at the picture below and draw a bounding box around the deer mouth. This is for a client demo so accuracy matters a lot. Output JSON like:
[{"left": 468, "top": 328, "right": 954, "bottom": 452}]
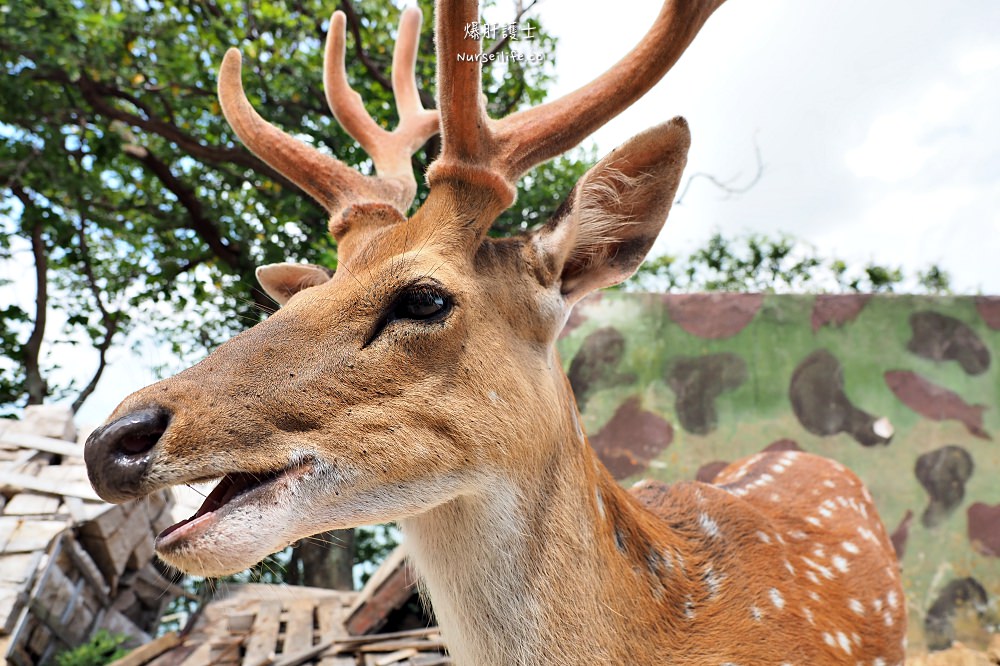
[{"left": 156, "top": 462, "right": 312, "bottom": 552}]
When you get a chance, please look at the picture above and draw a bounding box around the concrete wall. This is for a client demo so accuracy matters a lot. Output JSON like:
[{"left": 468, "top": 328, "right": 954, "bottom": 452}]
[{"left": 558, "top": 293, "right": 1000, "bottom": 651}]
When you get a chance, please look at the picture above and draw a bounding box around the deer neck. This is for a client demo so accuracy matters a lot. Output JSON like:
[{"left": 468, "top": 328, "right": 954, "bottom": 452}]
[{"left": 401, "top": 381, "right": 683, "bottom": 665}]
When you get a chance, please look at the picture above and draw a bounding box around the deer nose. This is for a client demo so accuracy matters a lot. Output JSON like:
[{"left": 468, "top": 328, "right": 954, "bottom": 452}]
[{"left": 84, "top": 407, "right": 170, "bottom": 503}]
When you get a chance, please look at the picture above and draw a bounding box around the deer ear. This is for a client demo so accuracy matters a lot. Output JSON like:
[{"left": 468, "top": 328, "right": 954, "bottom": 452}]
[
  {"left": 256, "top": 263, "right": 334, "bottom": 306},
  {"left": 536, "top": 117, "right": 690, "bottom": 304}
]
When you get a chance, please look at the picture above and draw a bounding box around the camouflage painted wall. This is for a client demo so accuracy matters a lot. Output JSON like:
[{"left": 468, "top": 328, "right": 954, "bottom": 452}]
[{"left": 557, "top": 293, "right": 1000, "bottom": 652}]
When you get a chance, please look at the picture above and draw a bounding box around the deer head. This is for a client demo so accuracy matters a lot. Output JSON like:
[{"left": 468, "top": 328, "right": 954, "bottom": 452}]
[{"left": 85, "top": 0, "right": 716, "bottom": 577}]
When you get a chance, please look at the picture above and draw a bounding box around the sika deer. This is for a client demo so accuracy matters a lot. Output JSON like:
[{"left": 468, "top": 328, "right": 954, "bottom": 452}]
[{"left": 85, "top": 1, "right": 907, "bottom": 663}]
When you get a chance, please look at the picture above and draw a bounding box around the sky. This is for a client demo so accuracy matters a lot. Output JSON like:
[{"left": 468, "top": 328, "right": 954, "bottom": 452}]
[
  {"left": 540, "top": 0, "right": 999, "bottom": 293},
  {"left": 6, "top": 0, "right": 1000, "bottom": 425}
]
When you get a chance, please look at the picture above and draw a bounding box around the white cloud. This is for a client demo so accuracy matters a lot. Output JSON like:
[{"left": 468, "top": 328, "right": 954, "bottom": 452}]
[{"left": 844, "top": 83, "right": 967, "bottom": 183}]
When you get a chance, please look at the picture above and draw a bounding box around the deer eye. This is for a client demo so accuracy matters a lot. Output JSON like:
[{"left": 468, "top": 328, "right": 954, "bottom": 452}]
[{"left": 392, "top": 286, "right": 451, "bottom": 322}]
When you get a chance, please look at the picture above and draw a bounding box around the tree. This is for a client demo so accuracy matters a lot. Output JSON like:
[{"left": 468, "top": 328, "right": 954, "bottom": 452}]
[
  {"left": 1, "top": 0, "right": 574, "bottom": 588},
  {"left": 624, "top": 232, "right": 952, "bottom": 294}
]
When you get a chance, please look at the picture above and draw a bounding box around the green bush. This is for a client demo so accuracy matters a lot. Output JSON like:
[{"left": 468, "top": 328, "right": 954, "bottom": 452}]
[{"left": 51, "top": 631, "right": 129, "bottom": 666}]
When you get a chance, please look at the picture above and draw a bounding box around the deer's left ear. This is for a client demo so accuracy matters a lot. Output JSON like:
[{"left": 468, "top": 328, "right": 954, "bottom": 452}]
[
  {"left": 535, "top": 117, "right": 690, "bottom": 304},
  {"left": 256, "top": 263, "right": 334, "bottom": 306}
]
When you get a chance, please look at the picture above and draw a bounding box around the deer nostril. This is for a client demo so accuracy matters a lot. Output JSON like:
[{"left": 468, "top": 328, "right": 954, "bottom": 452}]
[
  {"left": 100, "top": 408, "right": 171, "bottom": 457},
  {"left": 85, "top": 406, "right": 171, "bottom": 504}
]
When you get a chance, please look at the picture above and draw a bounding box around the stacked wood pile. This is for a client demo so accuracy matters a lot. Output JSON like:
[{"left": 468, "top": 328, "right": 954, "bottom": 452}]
[
  {"left": 133, "top": 584, "right": 447, "bottom": 666},
  {"left": 124, "top": 547, "right": 445, "bottom": 666},
  {"left": 0, "top": 406, "right": 182, "bottom": 665}
]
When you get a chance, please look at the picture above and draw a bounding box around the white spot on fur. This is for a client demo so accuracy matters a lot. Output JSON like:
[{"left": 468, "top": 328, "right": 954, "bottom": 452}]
[
  {"left": 751, "top": 605, "right": 763, "bottom": 621},
  {"left": 823, "top": 479, "right": 837, "bottom": 489},
  {"left": 756, "top": 530, "right": 772, "bottom": 544},
  {"left": 699, "top": 513, "right": 720, "bottom": 538},
  {"left": 883, "top": 611, "right": 894, "bottom": 626},
  {"left": 769, "top": 588, "right": 785, "bottom": 610},
  {"left": 809, "top": 591, "right": 821, "bottom": 602},
  {"left": 832, "top": 555, "right": 850, "bottom": 573},
  {"left": 788, "top": 529, "right": 808, "bottom": 540},
  {"left": 836, "top": 631, "right": 852, "bottom": 654},
  {"left": 803, "top": 606, "right": 815, "bottom": 624},
  {"left": 595, "top": 488, "right": 605, "bottom": 519},
  {"left": 805, "top": 516, "right": 822, "bottom": 527},
  {"left": 873, "top": 659, "right": 886, "bottom": 666},
  {"left": 704, "top": 568, "right": 723, "bottom": 597},
  {"left": 848, "top": 598, "right": 865, "bottom": 615},
  {"left": 873, "top": 598, "right": 883, "bottom": 612},
  {"left": 802, "top": 557, "right": 834, "bottom": 579},
  {"left": 842, "top": 541, "right": 860, "bottom": 554},
  {"left": 784, "top": 560, "right": 795, "bottom": 575},
  {"left": 823, "top": 632, "right": 836, "bottom": 647},
  {"left": 887, "top": 590, "right": 898, "bottom": 609}
]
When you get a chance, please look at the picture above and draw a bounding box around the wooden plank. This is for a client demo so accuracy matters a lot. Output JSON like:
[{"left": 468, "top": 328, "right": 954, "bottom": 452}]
[
  {"left": 80, "top": 502, "right": 151, "bottom": 580},
  {"left": 243, "top": 600, "right": 283, "bottom": 666},
  {"left": 63, "top": 496, "right": 116, "bottom": 525},
  {"left": 0, "top": 518, "right": 67, "bottom": 554},
  {"left": 348, "top": 548, "right": 405, "bottom": 617},
  {"left": 270, "top": 636, "right": 337, "bottom": 666},
  {"left": 345, "top": 552, "right": 417, "bottom": 636},
  {"left": 0, "top": 432, "right": 82, "bottom": 457},
  {"left": 0, "top": 471, "right": 100, "bottom": 501},
  {"left": 359, "top": 639, "right": 447, "bottom": 653},
  {"left": 409, "top": 656, "right": 451, "bottom": 666},
  {"left": 177, "top": 640, "right": 215, "bottom": 666},
  {"left": 0, "top": 585, "right": 26, "bottom": 634},
  {"left": 316, "top": 599, "right": 356, "bottom": 666},
  {"left": 0, "top": 551, "right": 43, "bottom": 585},
  {"left": 373, "top": 649, "right": 417, "bottom": 666},
  {"left": 64, "top": 537, "right": 111, "bottom": 605},
  {"left": 282, "top": 598, "right": 316, "bottom": 656},
  {"left": 106, "top": 632, "right": 181, "bottom": 666},
  {"left": 2, "top": 492, "right": 61, "bottom": 516}
]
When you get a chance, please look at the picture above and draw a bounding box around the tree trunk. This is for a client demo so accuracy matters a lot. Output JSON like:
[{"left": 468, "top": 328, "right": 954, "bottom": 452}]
[{"left": 291, "top": 529, "right": 356, "bottom": 590}]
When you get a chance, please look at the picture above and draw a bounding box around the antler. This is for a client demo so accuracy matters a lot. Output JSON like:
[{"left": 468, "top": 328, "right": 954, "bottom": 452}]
[
  {"left": 429, "top": 0, "right": 725, "bottom": 201},
  {"left": 217, "top": 7, "right": 439, "bottom": 217},
  {"left": 325, "top": 8, "right": 439, "bottom": 186}
]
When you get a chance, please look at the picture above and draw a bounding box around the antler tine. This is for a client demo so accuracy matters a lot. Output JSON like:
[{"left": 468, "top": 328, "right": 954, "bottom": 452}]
[
  {"left": 433, "top": 0, "right": 490, "bottom": 164},
  {"left": 324, "top": 8, "right": 439, "bottom": 188},
  {"left": 218, "top": 49, "right": 391, "bottom": 213},
  {"left": 495, "top": 0, "right": 725, "bottom": 180},
  {"left": 430, "top": 0, "right": 725, "bottom": 196}
]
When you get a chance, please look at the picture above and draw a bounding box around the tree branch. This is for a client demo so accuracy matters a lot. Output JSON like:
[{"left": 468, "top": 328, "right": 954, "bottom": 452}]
[
  {"left": 71, "top": 216, "right": 120, "bottom": 414},
  {"left": 33, "top": 68, "right": 299, "bottom": 190},
  {"left": 676, "top": 136, "right": 765, "bottom": 205},
  {"left": 122, "top": 144, "right": 244, "bottom": 270},
  {"left": 11, "top": 185, "right": 49, "bottom": 405}
]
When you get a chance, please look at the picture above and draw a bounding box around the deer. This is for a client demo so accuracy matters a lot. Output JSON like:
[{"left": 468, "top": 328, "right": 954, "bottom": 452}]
[{"left": 84, "top": 1, "right": 907, "bottom": 664}]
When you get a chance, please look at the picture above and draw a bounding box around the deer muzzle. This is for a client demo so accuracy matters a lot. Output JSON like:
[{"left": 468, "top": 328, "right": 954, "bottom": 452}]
[{"left": 85, "top": 406, "right": 170, "bottom": 503}]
